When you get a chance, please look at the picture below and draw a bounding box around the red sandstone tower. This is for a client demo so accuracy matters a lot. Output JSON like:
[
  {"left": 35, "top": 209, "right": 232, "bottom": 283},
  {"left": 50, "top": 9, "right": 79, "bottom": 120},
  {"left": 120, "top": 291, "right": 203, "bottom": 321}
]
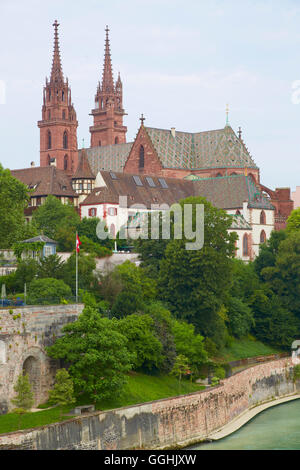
[
  {"left": 89, "top": 26, "right": 127, "bottom": 147},
  {"left": 38, "top": 21, "right": 78, "bottom": 172}
]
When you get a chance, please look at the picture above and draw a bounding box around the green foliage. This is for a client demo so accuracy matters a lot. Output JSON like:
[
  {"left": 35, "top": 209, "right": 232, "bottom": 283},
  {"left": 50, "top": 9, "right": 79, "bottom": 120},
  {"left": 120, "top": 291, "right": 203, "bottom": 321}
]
[
  {"left": 27, "top": 278, "right": 72, "bottom": 305},
  {"left": 170, "top": 355, "right": 191, "bottom": 381},
  {"left": 286, "top": 208, "right": 300, "bottom": 234},
  {"left": 158, "top": 197, "right": 237, "bottom": 346},
  {"left": 293, "top": 365, "right": 300, "bottom": 383},
  {"left": 80, "top": 235, "right": 112, "bottom": 258},
  {"left": 32, "top": 196, "right": 80, "bottom": 250},
  {"left": 13, "top": 242, "right": 45, "bottom": 260},
  {"left": 227, "top": 297, "right": 254, "bottom": 339},
  {"left": 11, "top": 374, "right": 34, "bottom": 411},
  {"left": 48, "top": 369, "right": 76, "bottom": 408},
  {"left": 47, "top": 306, "right": 133, "bottom": 402},
  {"left": 213, "top": 365, "right": 226, "bottom": 380},
  {"left": 118, "top": 314, "right": 163, "bottom": 371},
  {"left": 144, "top": 302, "right": 176, "bottom": 374},
  {"left": 0, "top": 164, "right": 30, "bottom": 249},
  {"left": 77, "top": 217, "right": 114, "bottom": 249},
  {"left": 13, "top": 258, "right": 39, "bottom": 292},
  {"left": 61, "top": 252, "right": 96, "bottom": 294},
  {"left": 253, "top": 230, "right": 287, "bottom": 278},
  {"left": 37, "top": 254, "right": 65, "bottom": 279},
  {"left": 171, "top": 320, "right": 208, "bottom": 373}
]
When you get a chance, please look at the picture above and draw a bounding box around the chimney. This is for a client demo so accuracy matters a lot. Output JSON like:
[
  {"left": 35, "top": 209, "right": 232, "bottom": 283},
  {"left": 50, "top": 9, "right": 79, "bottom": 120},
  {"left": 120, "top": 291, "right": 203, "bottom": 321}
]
[
  {"left": 171, "top": 127, "right": 176, "bottom": 138},
  {"left": 30, "top": 161, "right": 35, "bottom": 167}
]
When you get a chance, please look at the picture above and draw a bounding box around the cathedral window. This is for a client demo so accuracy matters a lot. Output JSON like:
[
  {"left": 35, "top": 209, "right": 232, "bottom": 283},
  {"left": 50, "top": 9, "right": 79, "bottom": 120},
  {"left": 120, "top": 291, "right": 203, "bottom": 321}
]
[
  {"left": 64, "top": 155, "right": 68, "bottom": 171},
  {"left": 47, "top": 131, "right": 52, "bottom": 149},
  {"left": 139, "top": 146, "right": 145, "bottom": 169},
  {"left": 260, "top": 230, "right": 266, "bottom": 244},
  {"left": 260, "top": 210, "right": 266, "bottom": 225},
  {"left": 243, "top": 234, "right": 249, "bottom": 256},
  {"left": 62, "top": 110, "right": 66, "bottom": 120},
  {"left": 48, "top": 110, "right": 51, "bottom": 119},
  {"left": 115, "top": 137, "right": 119, "bottom": 144},
  {"left": 62, "top": 90, "right": 65, "bottom": 101},
  {"left": 63, "top": 131, "right": 68, "bottom": 149},
  {"left": 99, "top": 141, "right": 102, "bottom": 147}
]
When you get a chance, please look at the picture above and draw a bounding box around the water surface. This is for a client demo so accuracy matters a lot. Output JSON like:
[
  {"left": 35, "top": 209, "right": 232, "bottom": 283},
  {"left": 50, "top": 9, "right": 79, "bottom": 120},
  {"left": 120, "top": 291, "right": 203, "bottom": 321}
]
[{"left": 190, "top": 399, "right": 300, "bottom": 450}]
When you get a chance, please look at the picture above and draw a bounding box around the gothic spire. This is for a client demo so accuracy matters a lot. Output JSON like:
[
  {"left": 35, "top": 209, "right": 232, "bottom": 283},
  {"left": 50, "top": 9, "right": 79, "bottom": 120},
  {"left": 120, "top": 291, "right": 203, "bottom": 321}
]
[
  {"left": 102, "top": 26, "right": 114, "bottom": 93},
  {"left": 50, "top": 20, "right": 64, "bottom": 83}
]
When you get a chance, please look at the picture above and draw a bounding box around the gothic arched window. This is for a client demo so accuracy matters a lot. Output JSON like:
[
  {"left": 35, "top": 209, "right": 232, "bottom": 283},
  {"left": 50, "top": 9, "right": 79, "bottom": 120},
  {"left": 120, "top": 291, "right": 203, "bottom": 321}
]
[
  {"left": 47, "top": 131, "right": 52, "bottom": 150},
  {"left": 260, "top": 210, "right": 266, "bottom": 225},
  {"left": 62, "top": 90, "right": 65, "bottom": 101},
  {"left": 62, "top": 110, "right": 66, "bottom": 120},
  {"left": 64, "top": 155, "right": 68, "bottom": 171},
  {"left": 139, "top": 145, "right": 145, "bottom": 169},
  {"left": 63, "top": 131, "right": 68, "bottom": 149},
  {"left": 260, "top": 230, "right": 266, "bottom": 244},
  {"left": 243, "top": 234, "right": 249, "bottom": 256},
  {"left": 115, "top": 137, "right": 119, "bottom": 144}
]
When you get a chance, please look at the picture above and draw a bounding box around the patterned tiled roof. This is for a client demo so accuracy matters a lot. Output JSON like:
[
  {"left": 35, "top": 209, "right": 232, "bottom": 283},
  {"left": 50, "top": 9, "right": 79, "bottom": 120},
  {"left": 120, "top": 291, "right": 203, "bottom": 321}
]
[
  {"left": 192, "top": 175, "right": 274, "bottom": 210},
  {"left": 80, "top": 142, "right": 133, "bottom": 175},
  {"left": 230, "top": 214, "right": 252, "bottom": 230},
  {"left": 145, "top": 125, "right": 257, "bottom": 170}
]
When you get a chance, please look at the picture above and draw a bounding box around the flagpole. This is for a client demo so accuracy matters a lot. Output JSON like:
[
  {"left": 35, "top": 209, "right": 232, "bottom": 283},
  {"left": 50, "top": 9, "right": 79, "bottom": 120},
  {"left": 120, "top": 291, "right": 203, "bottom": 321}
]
[{"left": 76, "top": 231, "right": 78, "bottom": 303}]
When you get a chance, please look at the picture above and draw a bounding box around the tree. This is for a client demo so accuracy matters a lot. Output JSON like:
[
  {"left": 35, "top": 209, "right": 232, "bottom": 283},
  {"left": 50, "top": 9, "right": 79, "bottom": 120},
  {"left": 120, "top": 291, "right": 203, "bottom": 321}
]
[
  {"left": 27, "top": 278, "right": 72, "bottom": 305},
  {"left": 11, "top": 373, "right": 34, "bottom": 410},
  {"left": 47, "top": 307, "right": 133, "bottom": 402},
  {"left": 13, "top": 258, "right": 39, "bottom": 292},
  {"left": 80, "top": 235, "right": 112, "bottom": 258},
  {"left": 159, "top": 197, "right": 237, "bottom": 344},
  {"left": 171, "top": 320, "right": 208, "bottom": 373},
  {"left": 0, "top": 165, "right": 30, "bottom": 248},
  {"left": 170, "top": 355, "right": 191, "bottom": 382},
  {"left": 37, "top": 254, "right": 65, "bottom": 279},
  {"left": 61, "top": 252, "right": 96, "bottom": 294},
  {"left": 253, "top": 230, "right": 286, "bottom": 278},
  {"left": 118, "top": 314, "right": 163, "bottom": 371},
  {"left": 11, "top": 373, "right": 34, "bottom": 429},
  {"left": 286, "top": 208, "right": 300, "bottom": 234},
  {"left": 77, "top": 217, "right": 114, "bottom": 249},
  {"left": 48, "top": 369, "right": 76, "bottom": 416},
  {"left": 226, "top": 297, "right": 254, "bottom": 339},
  {"left": 32, "top": 195, "right": 80, "bottom": 248},
  {"left": 144, "top": 302, "right": 176, "bottom": 374}
]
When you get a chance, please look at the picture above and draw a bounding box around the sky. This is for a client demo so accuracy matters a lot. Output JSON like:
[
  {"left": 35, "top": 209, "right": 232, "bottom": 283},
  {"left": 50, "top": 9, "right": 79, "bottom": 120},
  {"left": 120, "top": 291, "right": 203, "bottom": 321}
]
[{"left": 1, "top": 0, "right": 300, "bottom": 190}]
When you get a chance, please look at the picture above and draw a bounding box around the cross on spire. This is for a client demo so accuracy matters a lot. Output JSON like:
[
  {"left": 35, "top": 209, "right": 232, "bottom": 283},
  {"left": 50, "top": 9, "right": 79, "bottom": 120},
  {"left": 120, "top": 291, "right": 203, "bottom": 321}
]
[
  {"left": 50, "top": 20, "right": 64, "bottom": 83},
  {"left": 140, "top": 114, "right": 145, "bottom": 126},
  {"left": 238, "top": 127, "right": 242, "bottom": 140},
  {"left": 226, "top": 104, "right": 230, "bottom": 127}
]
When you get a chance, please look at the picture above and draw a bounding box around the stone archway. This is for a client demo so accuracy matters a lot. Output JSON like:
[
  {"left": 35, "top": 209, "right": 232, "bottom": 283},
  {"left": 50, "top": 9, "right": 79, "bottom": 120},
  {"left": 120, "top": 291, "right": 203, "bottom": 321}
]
[{"left": 23, "top": 356, "right": 41, "bottom": 404}]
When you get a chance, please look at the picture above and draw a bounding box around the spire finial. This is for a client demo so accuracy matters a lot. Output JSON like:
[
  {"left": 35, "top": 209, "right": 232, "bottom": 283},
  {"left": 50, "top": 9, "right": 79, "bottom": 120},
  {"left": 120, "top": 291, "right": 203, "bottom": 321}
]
[
  {"left": 140, "top": 114, "right": 145, "bottom": 126},
  {"left": 102, "top": 25, "right": 114, "bottom": 92},
  {"left": 82, "top": 138, "right": 85, "bottom": 149},
  {"left": 238, "top": 126, "right": 242, "bottom": 140},
  {"left": 50, "top": 20, "right": 64, "bottom": 83},
  {"left": 226, "top": 104, "right": 230, "bottom": 127}
]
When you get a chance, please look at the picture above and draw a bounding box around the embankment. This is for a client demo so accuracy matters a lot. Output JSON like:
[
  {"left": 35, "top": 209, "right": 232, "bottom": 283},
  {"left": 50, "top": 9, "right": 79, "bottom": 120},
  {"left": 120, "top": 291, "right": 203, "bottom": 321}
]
[{"left": 0, "top": 357, "right": 298, "bottom": 450}]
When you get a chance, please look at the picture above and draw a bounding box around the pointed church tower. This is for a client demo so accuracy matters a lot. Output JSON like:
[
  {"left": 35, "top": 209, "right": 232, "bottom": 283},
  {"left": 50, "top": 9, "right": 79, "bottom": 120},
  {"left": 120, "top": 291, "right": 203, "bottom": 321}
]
[
  {"left": 38, "top": 20, "right": 78, "bottom": 172},
  {"left": 89, "top": 26, "right": 127, "bottom": 147}
]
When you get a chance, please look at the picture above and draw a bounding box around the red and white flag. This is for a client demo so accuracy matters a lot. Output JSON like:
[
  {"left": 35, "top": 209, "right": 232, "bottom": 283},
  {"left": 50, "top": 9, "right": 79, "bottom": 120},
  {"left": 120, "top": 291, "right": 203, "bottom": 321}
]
[{"left": 76, "top": 233, "right": 82, "bottom": 253}]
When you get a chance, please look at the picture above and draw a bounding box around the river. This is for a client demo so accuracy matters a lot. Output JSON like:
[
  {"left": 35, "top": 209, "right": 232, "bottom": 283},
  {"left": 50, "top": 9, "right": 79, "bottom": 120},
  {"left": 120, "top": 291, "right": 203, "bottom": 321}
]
[{"left": 190, "top": 399, "right": 300, "bottom": 450}]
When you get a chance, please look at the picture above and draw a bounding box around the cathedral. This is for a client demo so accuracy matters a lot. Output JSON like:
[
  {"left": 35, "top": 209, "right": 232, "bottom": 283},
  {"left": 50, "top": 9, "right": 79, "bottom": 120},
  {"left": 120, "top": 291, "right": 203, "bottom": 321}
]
[{"left": 11, "top": 21, "right": 294, "bottom": 261}]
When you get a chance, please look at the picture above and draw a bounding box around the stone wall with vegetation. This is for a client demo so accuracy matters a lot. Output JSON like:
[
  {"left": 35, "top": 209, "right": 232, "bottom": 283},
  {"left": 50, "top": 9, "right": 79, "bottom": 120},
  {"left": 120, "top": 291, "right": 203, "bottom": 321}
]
[
  {"left": 0, "top": 357, "right": 298, "bottom": 450},
  {"left": 0, "top": 304, "right": 84, "bottom": 414}
]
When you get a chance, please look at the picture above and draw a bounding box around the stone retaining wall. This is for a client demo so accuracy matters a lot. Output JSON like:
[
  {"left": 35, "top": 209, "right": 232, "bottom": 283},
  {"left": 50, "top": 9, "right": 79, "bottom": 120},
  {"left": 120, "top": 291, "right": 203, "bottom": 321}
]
[
  {"left": 0, "top": 304, "right": 84, "bottom": 414},
  {"left": 0, "top": 357, "right": 298, "bottom": 450}
]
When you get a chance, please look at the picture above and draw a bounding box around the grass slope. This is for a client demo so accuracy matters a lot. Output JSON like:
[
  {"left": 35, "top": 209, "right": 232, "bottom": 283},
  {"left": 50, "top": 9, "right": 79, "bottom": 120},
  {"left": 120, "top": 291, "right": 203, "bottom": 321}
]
[
  {"left": 218, "top": 337, "right": 281, "bottom": 362},
  {"left": 0, "top": 373, "right": 204, "bottom": 435}
]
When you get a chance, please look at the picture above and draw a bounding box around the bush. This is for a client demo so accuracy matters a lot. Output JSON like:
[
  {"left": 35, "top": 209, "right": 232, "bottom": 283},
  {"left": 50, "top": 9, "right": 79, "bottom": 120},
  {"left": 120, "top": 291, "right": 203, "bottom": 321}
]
[{"left": 27, "top": 278, "right": 72, "bottom": 305}]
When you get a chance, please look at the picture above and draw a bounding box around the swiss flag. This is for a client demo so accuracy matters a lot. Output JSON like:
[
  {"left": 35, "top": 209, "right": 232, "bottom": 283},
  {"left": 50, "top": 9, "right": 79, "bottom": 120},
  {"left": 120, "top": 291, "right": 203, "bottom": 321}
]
[{"left": 76, "top": 233, "right": 82, "bottom": 253}]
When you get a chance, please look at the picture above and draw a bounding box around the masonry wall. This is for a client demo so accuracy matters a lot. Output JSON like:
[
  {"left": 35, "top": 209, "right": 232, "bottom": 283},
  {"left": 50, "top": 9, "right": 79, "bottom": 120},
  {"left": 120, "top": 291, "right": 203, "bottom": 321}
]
[
  {"left": 0, "top": 357, "right": 298, "bottom": 450},
  {"left": 0, "top": 304, "right": 84, "bottom": 414}
]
